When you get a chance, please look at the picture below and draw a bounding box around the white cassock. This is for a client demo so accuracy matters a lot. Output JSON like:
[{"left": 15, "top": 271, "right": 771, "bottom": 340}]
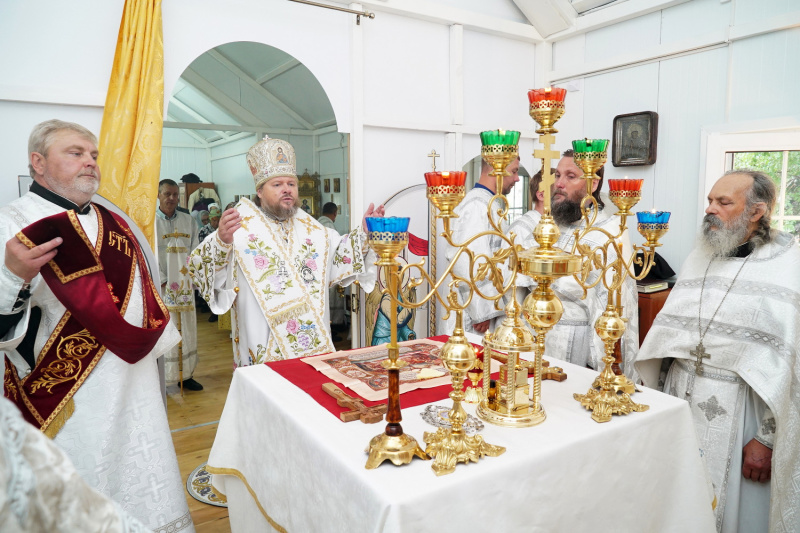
[
  {"left": 509, "top": 205, "right": 639, "bottom": 377},
  {"left": 0, "top": 193, "right": 193, "bottom": 532},
  {"left": 0, "top": 396, "right": 149, "bottom": 533},
  {"left": 189, "top": 198, "right": 377, "bottom": 366},
  {"left": 444, "top": 186, "right": 509, "bottom": 334},
  {"left": 156, "top": 209, "right": 199, "bottom": 385},
  {"left": 636, "top": 231, "right": 800, "bottom": 533}
]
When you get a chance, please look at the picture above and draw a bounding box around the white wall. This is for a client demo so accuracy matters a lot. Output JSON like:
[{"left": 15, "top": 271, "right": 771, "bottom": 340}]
[{"left": 550, "top": 0, "right": 800, "bottom": 271}]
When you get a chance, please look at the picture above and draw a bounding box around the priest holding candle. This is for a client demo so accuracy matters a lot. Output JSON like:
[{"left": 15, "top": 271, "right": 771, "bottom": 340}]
[{"left": 188, "top": 136, "right": 383, "bottom": 366}]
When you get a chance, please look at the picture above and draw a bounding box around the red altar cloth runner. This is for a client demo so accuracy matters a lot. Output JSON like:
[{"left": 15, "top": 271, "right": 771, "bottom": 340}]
[{"left": 266, "top": 335, "right": 496, "bottom": 421}]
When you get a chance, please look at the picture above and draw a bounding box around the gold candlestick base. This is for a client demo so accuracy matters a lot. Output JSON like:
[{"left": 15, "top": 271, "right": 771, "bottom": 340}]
[
  {"left": 365, "top": 433, "right": 429, "bottom": 469},
  {"left": 573, "top": 309, "right": 648, "bottom": 422},
  {"left": 423, "top": 312, "right": 504, "bottom": 474},
  {"left": 573, "top": 385, "right": 649, "bottom": 423},
  {"left": 423, "top": 427, "right": 506, "bottom": 476}
]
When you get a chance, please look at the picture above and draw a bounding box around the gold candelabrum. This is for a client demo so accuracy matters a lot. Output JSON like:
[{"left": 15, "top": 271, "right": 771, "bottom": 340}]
[{"left": 566, "top": 142, "right": 670, "bottom": 422}]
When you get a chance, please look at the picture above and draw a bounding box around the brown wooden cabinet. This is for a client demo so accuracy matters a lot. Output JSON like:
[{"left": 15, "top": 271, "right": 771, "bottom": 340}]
[{"left": 638, "top": 288, "right": 671, "bottom": 346}]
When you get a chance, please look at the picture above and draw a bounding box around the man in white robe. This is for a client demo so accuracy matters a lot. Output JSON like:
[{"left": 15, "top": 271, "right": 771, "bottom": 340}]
[
  {"left": 189, "top": 136, "right": 382, "bottom": 366},
  {"left": 445, "top": 156, "right": 520, "bottom": 334},
  {"left": 512, "top": 152, "right": 639, "bottom": 374},
  {"left": 156, "top": 178, "right": 201, "bottom": 390},
  {"left": 0, "top": 120, "right": 192, "bottom": 532},
  {"left": 636, "top": 170, "right": 800, "bottom": 533}
]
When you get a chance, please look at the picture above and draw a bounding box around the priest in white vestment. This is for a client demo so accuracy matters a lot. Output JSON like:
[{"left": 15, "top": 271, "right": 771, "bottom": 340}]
[
  {"left": 189, "top": 136, "right": 381, "bottom": 365},
  {"left": 0, "top": 120, "right": 192, "bottom": 532},
  {"left": 512, "top": 152, "right": 639, "bottom": 375},
  {"left": 156, "top": 178, "right": 201, "bottom": 390},
  {"left": 444, "top": 156, "right": 520, "bottom": 334},
  {"left": 636, "top": 170, "right": 800, "bottom": 533}
]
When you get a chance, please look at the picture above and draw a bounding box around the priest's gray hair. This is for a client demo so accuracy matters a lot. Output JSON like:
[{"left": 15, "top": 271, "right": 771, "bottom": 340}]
[
  {"left": 724, "top": 169, "right": 776, "bottom": 245},
  {"left": 28, "top": 119, "right": 98, "bottom": 178}
]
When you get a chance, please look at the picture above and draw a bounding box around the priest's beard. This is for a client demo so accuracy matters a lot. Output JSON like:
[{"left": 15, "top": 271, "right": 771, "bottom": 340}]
[
  {"left": 551, "top": 191, "right": 585, "bottom": 226},
  {"left": 261, "top": 199, "right": 298, "bottom": 221},
  {"left": 700, "top": 210, "right": 751, "bottom": 257}
]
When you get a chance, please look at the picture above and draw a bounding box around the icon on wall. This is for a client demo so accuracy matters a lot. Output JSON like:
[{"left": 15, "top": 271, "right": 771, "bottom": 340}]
[
  {"left": 324, "top": 179, "right": 330, "bottom": 193},
  {"left": 333, "top": 178, "right": 341, "bottom": 193}
]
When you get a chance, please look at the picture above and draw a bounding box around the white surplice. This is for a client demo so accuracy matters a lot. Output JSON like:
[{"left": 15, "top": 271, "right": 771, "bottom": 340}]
[
  {"left": 188, "top": 198, "right": 376, "bottom": 366},
  {"left": 0, "top": 396, "right": 149, "bottom": 533},
  {"left": 636, "top": 231, "right": 800, "bottom": 533},
  {"left": 0, "top": 193, "right": 193, "bottom": 533},
  {"left": 509, "top": 206, "right": 640, "bottom": 376},
  {"left": 156, "top": 208, "right": 199, "bottom": 385},
  {"left": 444, "top": 186, "right": 510, "bottom": 334}
]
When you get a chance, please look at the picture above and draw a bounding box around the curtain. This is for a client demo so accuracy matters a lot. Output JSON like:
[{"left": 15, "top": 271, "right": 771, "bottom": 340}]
[{"left": 97, "top": 0, "right": 163, "bottom": 249}]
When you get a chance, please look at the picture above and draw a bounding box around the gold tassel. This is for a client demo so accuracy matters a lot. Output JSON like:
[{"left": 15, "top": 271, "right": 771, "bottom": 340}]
[
  {"left": 271, "top": 302, "right": 309, "bottom": 325},
  {"left": 43, "top": 397, "right": 75, "bottom": 439}
]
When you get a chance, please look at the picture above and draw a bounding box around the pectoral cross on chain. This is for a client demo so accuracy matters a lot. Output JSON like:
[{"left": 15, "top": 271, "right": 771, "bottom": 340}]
[{"left": 690, "top": 342, "right": 710, "bottom": 375}]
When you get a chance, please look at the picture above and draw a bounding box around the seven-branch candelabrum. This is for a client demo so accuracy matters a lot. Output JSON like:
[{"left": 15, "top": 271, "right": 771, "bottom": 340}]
[{"left": 567, "top": 138, "right": 671, "bottom": 422}]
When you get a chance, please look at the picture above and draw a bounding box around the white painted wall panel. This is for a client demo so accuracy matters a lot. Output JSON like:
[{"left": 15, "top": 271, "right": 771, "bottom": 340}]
[
  {"left": 655, "top": 48, "right": 728, "bottom": 269},
  {"left": 0, "top": 0, "right": 122, "bottom": 105},
  {"left": 729, "top": 28, "right": 800, "bottom": 123},
  {"left": 552, "top": 34, "right": 586, "bottom": 73},
  {"left": 362, "top": 13, "right": 450, "bottom": 126},
  {"left": 462, "top": 29, "right": 536, "bottom": 133},
  {"left": 582, "top": 63, "right": 659, "bottom": 158},
  {"left": 584, "top": 12, "right": 661, "bottom": 65},
  {"left": 362, "top": 127, "right": 446, "bottom": 212},
  {"left": 160, "top": 147, "right": 208, "bottom": 185},
  {"left": 734, "top": 0, "right": 798, "bottom": 26},
  {"left": 659, "top": 0, "right": 730, "bottom": 45},
  {"left": 429, "top": 0, "right": 529, "bottom": 23}
]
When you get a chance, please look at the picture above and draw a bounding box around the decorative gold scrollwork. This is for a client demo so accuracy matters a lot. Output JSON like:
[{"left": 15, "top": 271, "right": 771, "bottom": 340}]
[{"left": 29, "top": 329, "right": 98, "bottom": 394}]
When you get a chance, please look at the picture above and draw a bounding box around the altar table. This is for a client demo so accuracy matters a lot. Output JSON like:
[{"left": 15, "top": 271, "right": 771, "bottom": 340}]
[{"left": 207, "top": 338, "right": 716, "bottom": 533}]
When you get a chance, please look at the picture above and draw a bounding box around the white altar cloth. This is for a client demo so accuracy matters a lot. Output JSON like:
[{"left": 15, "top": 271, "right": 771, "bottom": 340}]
[{"left": 208, "top": 341, "right": 716, "bottom": 533}]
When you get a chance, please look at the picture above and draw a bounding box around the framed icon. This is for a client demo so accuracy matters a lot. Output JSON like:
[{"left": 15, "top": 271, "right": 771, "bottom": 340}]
[
  {"left": 333, "top": 178, "right": 341, "bottom": 193},
  {"left": 324, "top": 179, "right": 330, "bottom": 193},
  {"left": 612, "top": 111, "right": 658, "bottom": 167}
]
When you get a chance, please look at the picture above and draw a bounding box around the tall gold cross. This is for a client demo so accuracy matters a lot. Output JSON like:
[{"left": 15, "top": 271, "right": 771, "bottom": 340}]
[
  {"left": 533, "top": 133, "right": 560, "bottom": 212},
  {"left": 428, "top": 149, "right": 440, "bottom": 171}
]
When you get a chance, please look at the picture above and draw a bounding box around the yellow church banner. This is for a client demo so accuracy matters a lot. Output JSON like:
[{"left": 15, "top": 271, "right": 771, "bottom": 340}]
[{"left": 98, "top": 0, "right": 164, "bottom": 249}]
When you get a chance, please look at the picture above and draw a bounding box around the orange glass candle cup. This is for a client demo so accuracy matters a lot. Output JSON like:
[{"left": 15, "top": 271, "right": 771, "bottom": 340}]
[
  {"left": 425, "top": 171, "right": 467, "bottom": 218},
  {"left": 528, "top": 87, "right": 567, "bottom": 134},
  {"left": 608, "top": 179, "right": 644, "bottom": 215}
]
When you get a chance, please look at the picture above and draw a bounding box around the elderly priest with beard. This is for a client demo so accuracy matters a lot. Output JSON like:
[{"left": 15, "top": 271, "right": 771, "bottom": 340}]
[
  {"left": 189, "top": 136, "right": 382, "bottom": 366},
  {"left": 635, "top": 170, "right": 800, "bottom": 533}
]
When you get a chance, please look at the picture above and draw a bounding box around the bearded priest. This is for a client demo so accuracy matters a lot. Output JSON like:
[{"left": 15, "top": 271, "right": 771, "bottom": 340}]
[
  {"left": 0, "top": 119, "right": 192, "bottom": 532},
  {"left": 189, "top": 136, "right": 382, "bottom": 366},
  {"left": 635, "top": 170, "right": 800, "bottom": 533}
]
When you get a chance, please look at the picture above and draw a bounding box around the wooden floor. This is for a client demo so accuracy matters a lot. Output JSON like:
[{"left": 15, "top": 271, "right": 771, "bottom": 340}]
[
  {"left": 168, "top": 310, "right": 234, "bottom": 532},
  {"left": 168, "top": 310, "right": 352, "bottom": 532}
]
